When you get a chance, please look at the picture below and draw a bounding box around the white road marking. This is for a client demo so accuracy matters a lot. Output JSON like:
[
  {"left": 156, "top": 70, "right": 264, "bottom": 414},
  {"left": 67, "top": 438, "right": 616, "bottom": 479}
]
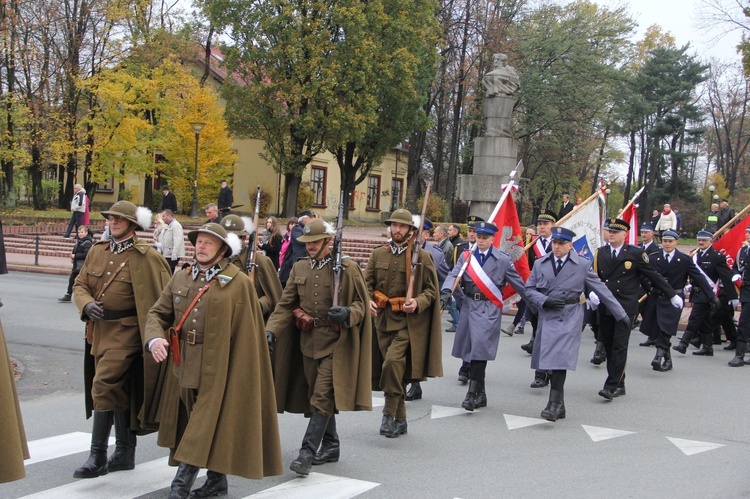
[
  {"left": 503, "top": 414, "right": 551, "bottom": 430},
  {"left": 667, "top": 437, "right": 725, "bottom": 456},
  {"left": 243, "top": 472, "right": 379, "bottom": 498},
  {"left": 581, "top": 425, "right": 635, "bottom": 442},
  {"left": 25, "top": 432, "right": 116, "bottom": 466}
]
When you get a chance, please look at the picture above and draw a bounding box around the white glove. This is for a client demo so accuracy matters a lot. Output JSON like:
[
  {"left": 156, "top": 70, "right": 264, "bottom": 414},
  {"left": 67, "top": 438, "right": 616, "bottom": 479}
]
[
  {"left": 587, "top": 291, "right": 600, "bottom": 310},
  {"left": 732, "top": 274, "right": 742, "bottom": 283},
  {"left": 670, "top": 294, "right": 684, "bottom": 309},
  {"left": 730, "top": 299, "right": 740, "bottom": 308},
  {"left": 683, "top": 284, "right": 692, "bottom": 295}
]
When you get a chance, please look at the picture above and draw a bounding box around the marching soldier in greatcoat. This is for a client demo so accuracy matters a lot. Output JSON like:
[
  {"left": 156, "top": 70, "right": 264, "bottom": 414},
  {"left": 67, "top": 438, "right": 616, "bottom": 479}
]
[
  {"left": 525, "top": 227, "right": 626, "bottom": 421},
  {"left": 72, "top": 201, "right": 172, "bottom": 479},
  {"left": 265, "top": 218, "right": 372, "bottom": 476},
  {"left": 522, "top": 209, "right": 556, "bottom": 389},
  {"left": 0, "top": 320, "right": 28, "bottom": 483},
  {"left": 221, "top": 214, "right": 282, "bottom": 321},
  {"left": 453, "top": 215, "right": 481, "bottom": 383},
  {"left": 639, "top": 230, "right": 715, "bottom": 371},
  {"left": 594, "top": 218, "right": 678, "bottom": 400},
  {"left": 441, "top": 221, "right": 526, "bottom": 411},
  {"left": 145, "top": 223, "right": 282, "bottom": 498},
  {"left": 366, "top": 209, "right": 442, "bottom": 438},
  {"left": 673, "top": 230, "right": 733, "bottom": 356},
  {"left": 729, "top": 226, "right": 750, "bottom": 367}
]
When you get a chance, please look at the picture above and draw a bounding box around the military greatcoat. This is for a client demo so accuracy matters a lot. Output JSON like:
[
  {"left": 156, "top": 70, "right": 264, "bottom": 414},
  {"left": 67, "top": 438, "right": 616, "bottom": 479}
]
[
  {"left": 443, "top": 246, "right": 526, "bottom": 361},
  {"left": 229, "top": 249, "right": 282, "bottom": 319},
  {"left": 144, "top": 263, "right": 283, "bottom": 480},
  {"left": 0, "top": 321, "right": 28, "bottom": 483},
  {"left": 366, "top": 245, "right": 443, "bottom": 384},
  {"left": 73, "top": 238, "right": 171, "bottom": 432},
  {"left": 267, "top": 256, "right": 372, "bottom": 414},
  {"left": 525, "top": 251, "right": 626, "bottom": 370}
]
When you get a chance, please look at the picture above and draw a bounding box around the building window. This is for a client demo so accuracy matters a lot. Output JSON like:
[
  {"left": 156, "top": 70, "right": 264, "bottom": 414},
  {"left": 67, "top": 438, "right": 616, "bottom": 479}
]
[
  {"left": 367, "top": 175, "right": 381, "bottom": 211},
  {"left": 391, "top": 178, "right": 403, "bottom": 211},
  {"left": 310, "top": 167, "right": 326, "bottom": 207}
]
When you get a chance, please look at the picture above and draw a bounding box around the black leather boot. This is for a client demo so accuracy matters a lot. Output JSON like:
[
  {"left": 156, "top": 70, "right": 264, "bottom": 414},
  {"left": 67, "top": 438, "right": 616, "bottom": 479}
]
[
  {"left": 521, "top": 339, "right": 534, "bottom": 354},
  {"left": 290, "top": 412, "right": 329, "bottom": 475},
  {"left": 590, "top": 341, "right": 606, "bottom": 365},
  {"left": 169, "top": 462, "right": 200, "bottom": 499},
  {"left": 73, "top": 410, "right": 113, "bottom": 478},
  {"left": 312, "top": 414, "right": 340, "bottom": 465},
  {"left": 107, "top": 410, "right": 137, "bottom": 472},
  {"left": 380, "top": 414, "right": 400, "bottom": 438},
  {"left": 673, "top": 331, "right": 692, "bottom": 354},
  {"left": 651, "top": 347, "right": 666, "bottom": 371},
  {"left": 462, "top": 380, "right": 480, "bottom": 411},
  {"left": 474, "top": 382, "right": 487, "bottom": 408},
  {"left": 405, "top": 382, "right": 422, "bottom": 401},
  {"left": 723, "top": 341, "right": 736, "bottom": 351},
  {"left": 189, "top": 470, "right": 228, "bottom": 498},
  {"left": 692, "top": 334, "right": 714, "bottom": 356},
  {"left": 541, "top": 389, "right": 566, "bottom": 422},
  {"left": 728, "top": 341, "right": 746, "bottom": 367},
  {"left": 662, "top": 349, "right": 673, "bottom": 371}
]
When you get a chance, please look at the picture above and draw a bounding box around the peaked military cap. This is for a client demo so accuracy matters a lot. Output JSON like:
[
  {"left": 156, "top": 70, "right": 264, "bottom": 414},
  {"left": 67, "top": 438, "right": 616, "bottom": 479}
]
[
  {"left": 603, "top": 218, "right": 630, "bottom": 232},
  {"left": 475, "top": 221, "right": 498, "bottom": 236},
  {"left": 188, "top": 223, "right": 235, "bottom": 257},
  {"left": 298, "top": 218, "right": 336, "bottom": 242},
  {"left": 467, "top": 215, "right": 485, "bottom": 228},
  {"left": 421, "top": 218, "right": 434, "bottom": 231},
  {"left": 640, "top": 223, "right": 654, "bottom": 232},
  {"left": 696, "top": 230, "right": 714, "bottom": 239},
  {"left": 537, "top": 209, "right": 558, "bottom": 223},
  {"left": 551, "top": 226, "right": 576, "bottom": 242},
  {"left": 297, "top": 210, "right": 314, "bottom": 218},
  {"left": 661, "top": 230, "right": 680, "bottom": 240},
  {"left": 384, "top": 208, "right": 417, "bottom": 228}
]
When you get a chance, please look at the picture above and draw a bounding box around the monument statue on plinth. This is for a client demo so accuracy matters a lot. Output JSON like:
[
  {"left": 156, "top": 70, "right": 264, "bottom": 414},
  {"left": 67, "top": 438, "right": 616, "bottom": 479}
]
[{"left": 482, "top": 53, "right": 519, "bottom": 138}]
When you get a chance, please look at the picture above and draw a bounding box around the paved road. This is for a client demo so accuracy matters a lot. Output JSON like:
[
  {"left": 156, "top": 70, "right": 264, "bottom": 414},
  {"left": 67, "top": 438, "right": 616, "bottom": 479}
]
[{"left": 0, "top": 272, "right": 748, "bottom": 498}]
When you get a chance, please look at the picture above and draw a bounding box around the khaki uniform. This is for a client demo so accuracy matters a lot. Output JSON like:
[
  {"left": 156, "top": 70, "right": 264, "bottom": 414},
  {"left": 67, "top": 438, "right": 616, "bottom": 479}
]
[
  {"left": 73, "top": 239, "right": 171, "bottom": 425},
  {"left": 145, "top": 262, "right": 282, "bottom": 479},
  {"left": 229, "top": 250, "right": 282, "bottom": 320},
  {"left": 0, "top": 321, "right": 28, "bottom": 483},
  {"left": 267, "top": 256, "right": 368, "bottom": 416},
  {"left": 365, "top": 244, "right": 442, "bottom": 418}
]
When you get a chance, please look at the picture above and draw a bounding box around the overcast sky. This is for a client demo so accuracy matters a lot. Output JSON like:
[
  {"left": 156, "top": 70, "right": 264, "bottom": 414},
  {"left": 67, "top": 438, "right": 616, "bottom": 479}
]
[{"left": 591, "top": 0, "right": 744, "bottom": 62}]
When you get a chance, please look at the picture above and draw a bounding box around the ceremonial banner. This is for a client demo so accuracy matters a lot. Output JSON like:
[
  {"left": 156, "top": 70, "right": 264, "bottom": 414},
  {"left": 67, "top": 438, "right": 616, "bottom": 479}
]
[
  {"left": 713, "top": 214, "right": 750, "bottom": 267},
  {"left": 620, "top": 203, "right": 639, "bottom": 246},
  {"left": 489, "top": 190, "right": 531, "bottom": 300},
  {"left": 559, "top": 195, "right": 605, "bottom": 262}
]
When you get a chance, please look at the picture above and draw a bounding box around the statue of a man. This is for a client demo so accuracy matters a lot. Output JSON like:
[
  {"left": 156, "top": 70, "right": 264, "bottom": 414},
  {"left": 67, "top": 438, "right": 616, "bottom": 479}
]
[
  {"left": 483, "top": 53, "right": 519, "bottom": 97},
  {"left": 482, "top": 53, "right": 519, "bottom": 138}
]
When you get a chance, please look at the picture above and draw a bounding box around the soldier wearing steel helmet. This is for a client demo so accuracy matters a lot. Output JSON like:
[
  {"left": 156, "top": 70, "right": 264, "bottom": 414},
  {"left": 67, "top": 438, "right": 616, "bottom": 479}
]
[
  {"left": 221, "top": 214, "right": 282, "bottom": 321},
  {"left": 72, "top": 201, "right": 172, "bottom": 479},
  {"left": 365, "top": 208, "right": 442, "bottom": 439},
  {"left": 265, "top": 218, "right": 371, "bottom": 476},
  {"left": 145, "top": 223, "right": 282, "bottom": 497}
]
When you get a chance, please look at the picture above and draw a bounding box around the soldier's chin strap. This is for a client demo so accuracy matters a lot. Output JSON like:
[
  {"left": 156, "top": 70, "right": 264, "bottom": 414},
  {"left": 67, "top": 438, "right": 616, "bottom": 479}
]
[{"left": 310, "top": 238, "right": 332, "bottom": 261}]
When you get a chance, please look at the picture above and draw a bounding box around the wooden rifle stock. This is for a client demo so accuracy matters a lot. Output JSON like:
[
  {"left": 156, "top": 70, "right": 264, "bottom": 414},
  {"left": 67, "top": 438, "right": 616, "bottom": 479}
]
[
  {"left": 246, "top": 185, "right": 262, "bottom": 283},
  {"left": 406, "top": 180, "right": 432, "bottom": 303}
]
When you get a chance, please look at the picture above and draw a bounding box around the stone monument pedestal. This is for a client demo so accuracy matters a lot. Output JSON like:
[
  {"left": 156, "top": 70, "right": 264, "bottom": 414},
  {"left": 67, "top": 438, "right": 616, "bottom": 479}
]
[{"left": 458, "top": 135, "right": 517, "bottom": 220}]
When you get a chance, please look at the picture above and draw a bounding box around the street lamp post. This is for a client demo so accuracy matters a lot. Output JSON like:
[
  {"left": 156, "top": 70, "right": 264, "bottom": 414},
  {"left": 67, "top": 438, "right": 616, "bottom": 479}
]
[{"left": 189, "top": 122, "right": 206, "bottom": 219}]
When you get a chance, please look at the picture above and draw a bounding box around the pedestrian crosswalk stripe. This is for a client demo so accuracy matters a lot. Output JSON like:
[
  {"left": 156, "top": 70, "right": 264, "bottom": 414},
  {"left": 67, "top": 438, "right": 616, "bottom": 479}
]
[
  {"left": 243, "top": 472, "right": 378, "bottom": 498},
  {"left": 667, "top": 437, "right": 725, "bottom": 456},
  {"left": 581, "top": 425, "right": 635, "bottom": 442},
  {"left": 26, "top": 432, "right": 116, "bottom": 466},
  {"left": 19, "top": 456, "right": 205, "bottom": 499},
  {"left": 431, "top": 405, "right": 475, "bottom": 419},
  {"left": 503, "top": 414, "right": 551, "bottom": 430}
]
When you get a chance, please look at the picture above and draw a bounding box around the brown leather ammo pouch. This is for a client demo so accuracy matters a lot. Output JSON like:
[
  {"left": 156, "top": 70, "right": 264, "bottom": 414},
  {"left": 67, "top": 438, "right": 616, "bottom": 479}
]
[
  {"left": 293, "top": 307, "right": 315, "bottom": 332},
  {"left": 373, "top": 290, "right": 389, "bottom": 309},
  {"left": 389, "top": 296, "right": 406, "bottom": 312}
]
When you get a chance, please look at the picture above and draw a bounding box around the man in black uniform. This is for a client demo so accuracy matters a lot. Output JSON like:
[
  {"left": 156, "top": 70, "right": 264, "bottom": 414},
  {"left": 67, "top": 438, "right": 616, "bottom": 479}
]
[
  {"left": 730, "top": 227, "right": 750, "bottom": 367},
  {"left": 637, "top": 223, "right": 662, "bottom": 345},
  {"left": 594, "top": 218, "right": 678, "bottom": 400},
  {"left": 522, "top": 209, "right": 556, "bottom": 389},
  {"left": 673, "top": 230, "right": 735, "bottom": 356},
  {"left": 160, "top": 185, "right": 178, "bottom": 213},
  {"left": 639, "top": 230, "right": 715, "bottom": 371},
  {"left": 217, "top": 180, "right": 233, "bottom": 214},
  {"left": 558, "top": 194, "right": 574, "bottom": 219}
]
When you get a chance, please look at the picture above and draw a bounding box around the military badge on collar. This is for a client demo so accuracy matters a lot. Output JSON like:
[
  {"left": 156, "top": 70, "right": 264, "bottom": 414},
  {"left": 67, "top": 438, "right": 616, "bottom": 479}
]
[{"left": 642, "top": 253, "right": 649, "bottom": 263}]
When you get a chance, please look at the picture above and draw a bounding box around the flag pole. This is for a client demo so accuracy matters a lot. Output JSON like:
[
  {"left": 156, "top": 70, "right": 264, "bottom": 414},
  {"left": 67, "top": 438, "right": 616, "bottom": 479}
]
[
  {"left": 525, "top": 183, "right": 608, "bottom": 251},
  {"left": 712, "top": 202, "right": 750, "bottom": 242},
  {"left": 616, "top": 185, "right": 645, "bottom": 218}
]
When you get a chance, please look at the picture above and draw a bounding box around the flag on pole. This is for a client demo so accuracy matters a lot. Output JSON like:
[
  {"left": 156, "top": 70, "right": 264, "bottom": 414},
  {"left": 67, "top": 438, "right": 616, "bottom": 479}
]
[
  {"left": 712, "top": 215, "right": 750, "bottom": 267},
  {"left": 620, "top": 203, "right": 639, "bottom": 246},
  {"left": 489, "top": 188, "right": 530, "bottom": 300},
  {"left": 559, "top": 194, "right": 605, "bottom": 262}
]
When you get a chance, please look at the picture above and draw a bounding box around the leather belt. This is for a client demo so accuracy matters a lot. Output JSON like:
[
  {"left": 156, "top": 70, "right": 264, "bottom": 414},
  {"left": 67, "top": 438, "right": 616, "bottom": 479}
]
[
  {"left": 180, "top": 329, "right": 204, "bottom": 345},
  {"left": 562, "top": 298, "right": 581, "bottom": 305},
  {"left": 103, "top": 308, "right": 138, "bottom": 321},
  {"left": 472, "top": 293, "right": 490, "bottom": 301},
  {"left": 655, "top": 288, "right": 683, "bottom": 297},
  {"left": 313, "top": 317, "right": 333, "bottom": 328}
]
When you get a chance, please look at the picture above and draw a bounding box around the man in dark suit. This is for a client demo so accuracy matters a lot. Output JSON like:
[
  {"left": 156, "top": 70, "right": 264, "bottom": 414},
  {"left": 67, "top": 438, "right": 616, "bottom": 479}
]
[
  {"left": 673, "top": 230, "right": 735, "bottom": 356},
  {"left": 558, "top": 194, "right": 574, "bottom": 220},
  {"left": 160, "top": 185, "right": 178, "bottom": 213},
  {"left": 635, "top": 223, "right": 661, "bottom": 344},
  {"left": 639, "top": 230, "right": 715, "bottom": 371},
  {"left": 729, "top": 227, "right": 750, "bottom": 366},
  {"left": 594, "top": 218, "right": 678, "bottom": 400},
  {"left": 218, "top": 180, "right": 234, "bottom": 213}
]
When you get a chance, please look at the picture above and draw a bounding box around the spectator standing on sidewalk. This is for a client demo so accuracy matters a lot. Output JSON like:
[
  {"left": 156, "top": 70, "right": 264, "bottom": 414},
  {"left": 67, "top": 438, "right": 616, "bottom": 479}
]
[
  {"left": 59, "top": 226, "right": 94, "bottom": 302},
  {"left": 63, "top": 184, "right": 86, "bottom": 238},
  {"left": 157, "top": 209, "right": 185, "bottom": 274}
]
